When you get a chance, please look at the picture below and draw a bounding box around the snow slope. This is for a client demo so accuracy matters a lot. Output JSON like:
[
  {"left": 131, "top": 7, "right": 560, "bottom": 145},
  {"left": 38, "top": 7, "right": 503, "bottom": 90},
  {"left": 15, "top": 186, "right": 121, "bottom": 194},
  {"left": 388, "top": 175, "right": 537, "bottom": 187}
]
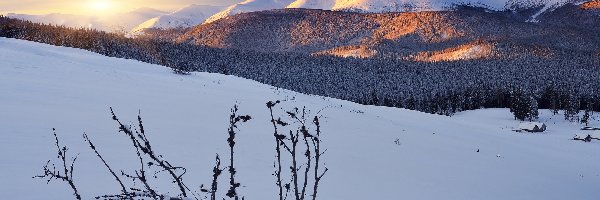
[
  {"left": 1, "top": 37, "right": 600, "bottom": 199},
  {"left": 204, "top": 0, "right": 296, "bottom": 24},
  {"left": 524, "top": 0, "right": 590, "bottom": 22},
  {"left": 130, "top": 5, "right": 225, "bottom": 34}
]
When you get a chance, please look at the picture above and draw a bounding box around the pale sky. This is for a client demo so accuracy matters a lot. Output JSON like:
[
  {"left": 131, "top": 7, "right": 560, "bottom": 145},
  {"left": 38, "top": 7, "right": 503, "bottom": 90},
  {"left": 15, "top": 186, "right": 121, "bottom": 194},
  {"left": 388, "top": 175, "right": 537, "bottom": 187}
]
[{"left": 0, "top": 0, "right": 243, "bottom": 15}]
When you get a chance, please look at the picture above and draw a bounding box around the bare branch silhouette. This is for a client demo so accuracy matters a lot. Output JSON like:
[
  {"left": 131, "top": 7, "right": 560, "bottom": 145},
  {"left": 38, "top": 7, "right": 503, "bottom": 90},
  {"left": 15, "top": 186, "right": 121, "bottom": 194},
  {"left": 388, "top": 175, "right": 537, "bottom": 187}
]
[{"left": 34, "top": 128, "right": 82, "bottom": 200}]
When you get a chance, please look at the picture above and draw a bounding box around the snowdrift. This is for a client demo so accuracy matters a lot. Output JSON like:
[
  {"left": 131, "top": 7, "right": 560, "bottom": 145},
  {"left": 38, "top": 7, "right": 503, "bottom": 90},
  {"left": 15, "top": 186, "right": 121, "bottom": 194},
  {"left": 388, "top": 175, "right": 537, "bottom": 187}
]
[{"left": 0, "top": 37, "right": 599, "bottom": 199}]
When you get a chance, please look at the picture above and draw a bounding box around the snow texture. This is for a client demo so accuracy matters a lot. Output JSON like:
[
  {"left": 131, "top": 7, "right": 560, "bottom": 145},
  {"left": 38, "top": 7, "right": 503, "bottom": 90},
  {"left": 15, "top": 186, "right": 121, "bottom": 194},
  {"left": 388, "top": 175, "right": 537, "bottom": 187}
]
[{"left": 1, "top": 37, "right": 599, "bottom": 199}]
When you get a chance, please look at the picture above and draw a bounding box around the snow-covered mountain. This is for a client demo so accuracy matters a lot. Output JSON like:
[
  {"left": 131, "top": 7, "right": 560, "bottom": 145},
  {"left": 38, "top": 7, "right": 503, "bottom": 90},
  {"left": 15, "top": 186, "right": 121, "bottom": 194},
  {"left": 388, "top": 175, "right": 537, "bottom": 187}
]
[
  {"left": 4, "top": 0, "right": 589, "bottom": 33},
  {"left": 178, "top": 4, "right": 599, "bottom": 60},
  {"left": 100, "top": 7, "right": 168, "bottom": 32},
  {"left": 287, "top": 0, "right": 446, "bottom": 11},
  {"left": 295, "top": 0, "right": 589, "bottom": 11},
  {"left": 286, "top": 0, "right": 337, "bottom": 10},
  {"left": 204, "top": 0, "right": 296, "bottom": 24},
  {"left": 203, "top": 0, "right": 589, "bottom": 24},
  {"left": 130, "top": 4, "right": 225, "bottom": 34},
  {"left": 2, "top": 37, "right": 600, "bottom": 199},
  {"left": 518, "top": 0, "right": 590, "bottom": 22}
]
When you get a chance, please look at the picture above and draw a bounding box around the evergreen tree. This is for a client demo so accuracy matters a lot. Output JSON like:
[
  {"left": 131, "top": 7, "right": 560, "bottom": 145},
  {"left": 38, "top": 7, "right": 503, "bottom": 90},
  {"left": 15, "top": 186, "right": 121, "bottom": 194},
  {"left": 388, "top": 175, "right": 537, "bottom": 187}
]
[
  {"left": 528, "top": 97, "right": 539, "bottom": 122},
  {"left": 2, "top": 15, "right": 600, "bottom": 119},
  {"left": 581, "top": 99, "right": 593, "bottom": 126},
  {"left": 581, "top": 109, "right": 590, "bottom": 126},
  {"left": 370, "top": 90, "right": 379, "bottom": 106},
  {"left": 510, "top": 89, "right": 531, "bottom": 121},
  {"left": 564, "top": 94, "right": 580, "bottom": 122},
  {"left": 383, "top": 95, "right": 393, "bottom": 107}
]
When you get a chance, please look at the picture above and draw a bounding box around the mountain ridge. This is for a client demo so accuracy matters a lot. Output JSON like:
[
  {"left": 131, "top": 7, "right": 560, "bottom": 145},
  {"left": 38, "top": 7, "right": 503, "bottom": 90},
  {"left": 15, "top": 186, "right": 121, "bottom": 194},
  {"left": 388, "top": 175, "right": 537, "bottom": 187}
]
[
  {"left": 201, "top": 0, "right": 589, "bottom": 24},
  {"left": 5, "top": 0, "right": 593, "bottom": 35},
  {"left": 130, "top": 4, "right": 225, "bottom": 35},
  {"left": 175, "top": 5, "right": 599, "bottom": 60}
]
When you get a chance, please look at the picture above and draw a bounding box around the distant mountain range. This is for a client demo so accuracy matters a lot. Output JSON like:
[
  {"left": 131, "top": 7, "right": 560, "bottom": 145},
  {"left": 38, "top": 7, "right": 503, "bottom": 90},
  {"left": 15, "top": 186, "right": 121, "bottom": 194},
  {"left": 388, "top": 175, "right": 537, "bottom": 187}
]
[
  {"left": 203, "top": 0, "right": 590, "bottom": 24},
  {"left": 5, "top": 13, "right": 105, "bottom": 30},
  {"left": 130, "top": 4, "right": 225, "bottom": 35},
  {"left": 170, "top": 1, "right": 599, "bottom": 61},
  {"left": 4, "top": 0, "right": 594, "bottom": 35},
  {"left": 4, "top": 7, "right": 167, "bottom": 33},
  {"left": 7, "top": 0, "right": 595, "bottom": 61}
]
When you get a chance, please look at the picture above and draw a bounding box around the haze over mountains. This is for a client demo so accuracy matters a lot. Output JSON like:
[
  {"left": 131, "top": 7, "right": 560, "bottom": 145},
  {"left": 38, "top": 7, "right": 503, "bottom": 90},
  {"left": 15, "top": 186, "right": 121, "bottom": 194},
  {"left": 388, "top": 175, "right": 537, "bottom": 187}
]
[{"left": 5, "top": 7, "right": 168, "bottom": 32}]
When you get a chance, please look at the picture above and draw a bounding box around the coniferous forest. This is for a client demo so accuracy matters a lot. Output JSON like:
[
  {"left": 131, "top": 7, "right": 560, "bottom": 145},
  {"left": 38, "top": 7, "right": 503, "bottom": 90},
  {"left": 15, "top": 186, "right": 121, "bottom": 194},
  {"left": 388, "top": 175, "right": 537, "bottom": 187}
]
[{"left": 1, "top": 15, "right": 599, "bottom": 119}]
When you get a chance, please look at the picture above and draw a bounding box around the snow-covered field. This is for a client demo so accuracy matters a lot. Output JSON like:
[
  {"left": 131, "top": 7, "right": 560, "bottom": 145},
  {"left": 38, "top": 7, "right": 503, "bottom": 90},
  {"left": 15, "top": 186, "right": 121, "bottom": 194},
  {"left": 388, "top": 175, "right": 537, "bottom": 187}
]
[{"left": 1, "top": 37, "right": 599, "bottom": 199}]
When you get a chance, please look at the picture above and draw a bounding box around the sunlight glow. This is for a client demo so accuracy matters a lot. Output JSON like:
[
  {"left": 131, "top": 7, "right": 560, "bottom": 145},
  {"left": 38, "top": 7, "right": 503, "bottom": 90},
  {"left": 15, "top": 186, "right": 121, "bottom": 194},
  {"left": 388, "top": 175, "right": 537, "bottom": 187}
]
[
  {"left": 88, "top": 0, "right": 112, "bottom": 14},
  {"left": 0, "top": 0, "right": 241, "bottom": 17}
]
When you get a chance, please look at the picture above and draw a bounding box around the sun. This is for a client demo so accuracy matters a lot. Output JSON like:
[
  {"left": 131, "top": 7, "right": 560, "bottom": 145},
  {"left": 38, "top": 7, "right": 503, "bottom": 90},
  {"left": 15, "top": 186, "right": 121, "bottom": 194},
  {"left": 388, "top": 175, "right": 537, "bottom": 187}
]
[{"left": 88, "top": 0, "right": 112, "bottom": 12}]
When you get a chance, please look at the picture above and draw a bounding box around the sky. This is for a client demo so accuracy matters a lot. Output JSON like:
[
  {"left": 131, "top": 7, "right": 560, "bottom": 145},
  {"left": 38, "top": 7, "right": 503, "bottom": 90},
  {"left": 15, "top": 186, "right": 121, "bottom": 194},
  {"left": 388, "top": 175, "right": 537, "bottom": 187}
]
[{"left": 0, "top": 0, "right": 243, "bottom": 16}]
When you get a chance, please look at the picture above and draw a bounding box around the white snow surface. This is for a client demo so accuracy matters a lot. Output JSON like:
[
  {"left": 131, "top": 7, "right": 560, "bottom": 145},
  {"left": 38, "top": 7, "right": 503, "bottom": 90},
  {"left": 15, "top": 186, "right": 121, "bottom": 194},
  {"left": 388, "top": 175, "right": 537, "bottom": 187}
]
[{"left": 1, "top": 37, "right": 600, "bottom": 199}]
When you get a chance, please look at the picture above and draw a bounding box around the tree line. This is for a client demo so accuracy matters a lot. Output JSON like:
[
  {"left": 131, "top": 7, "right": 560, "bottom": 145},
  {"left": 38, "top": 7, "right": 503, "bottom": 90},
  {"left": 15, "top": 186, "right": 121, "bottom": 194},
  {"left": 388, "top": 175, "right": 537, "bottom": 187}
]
[{"left": 2, "top": 15, "right": 599, "bottom": 120}]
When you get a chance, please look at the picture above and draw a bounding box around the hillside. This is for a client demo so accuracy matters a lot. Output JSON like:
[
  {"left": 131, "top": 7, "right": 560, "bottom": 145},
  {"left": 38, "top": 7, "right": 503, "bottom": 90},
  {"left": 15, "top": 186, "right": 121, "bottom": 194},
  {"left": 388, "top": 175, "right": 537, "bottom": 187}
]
[
  {"left": 204, "top": 0, "right": 296, "bottom": 24},
  {"left": 177, "top": 6, "right": 600, "bottom": 59},
  {"left": 2, "top": 37, "right": 600, "bottom": 199},
  {"left": 3, "top": 15, "right": 599, "bottom": 117},
  {"left": 537, "top": 1, "right": 600, "bottom": 31}
]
